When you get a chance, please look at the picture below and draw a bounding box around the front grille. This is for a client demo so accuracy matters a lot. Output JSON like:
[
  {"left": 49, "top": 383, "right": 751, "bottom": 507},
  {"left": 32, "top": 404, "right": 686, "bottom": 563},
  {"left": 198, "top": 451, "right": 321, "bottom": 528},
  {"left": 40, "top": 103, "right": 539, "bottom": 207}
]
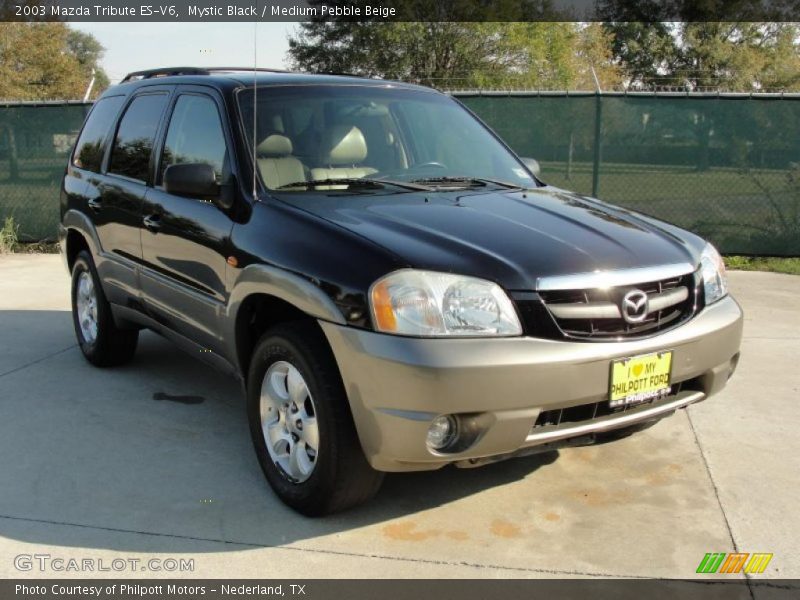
[
  {"left": 533, "top": 270, "right": 701, "bottom": 341},
  {"left": 530, "top": 378, "right": 700, "bottom": 434}
]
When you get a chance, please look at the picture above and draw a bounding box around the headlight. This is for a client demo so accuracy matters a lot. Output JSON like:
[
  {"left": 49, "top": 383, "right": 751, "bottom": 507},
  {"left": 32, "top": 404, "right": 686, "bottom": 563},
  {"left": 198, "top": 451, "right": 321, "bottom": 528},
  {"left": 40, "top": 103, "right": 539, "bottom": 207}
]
[
  {"left": 369, "top": 270, "right": 522, "bottom": 337},
  {"left": 700, "top": 243, "right": 728, "bottom": 304}
]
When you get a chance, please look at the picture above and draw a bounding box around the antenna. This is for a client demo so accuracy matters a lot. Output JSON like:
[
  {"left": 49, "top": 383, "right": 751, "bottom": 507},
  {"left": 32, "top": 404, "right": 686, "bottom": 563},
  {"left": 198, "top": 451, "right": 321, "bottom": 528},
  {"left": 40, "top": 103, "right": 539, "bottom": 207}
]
[
  {"left": 82, "top": 68, "right": 96, "bottom": 102},
  {"left": 590, "top": 65, "right": 602, "bottom": 93},
  {"left": 252, "top": 18, "right": 258, "bottom": 200}
]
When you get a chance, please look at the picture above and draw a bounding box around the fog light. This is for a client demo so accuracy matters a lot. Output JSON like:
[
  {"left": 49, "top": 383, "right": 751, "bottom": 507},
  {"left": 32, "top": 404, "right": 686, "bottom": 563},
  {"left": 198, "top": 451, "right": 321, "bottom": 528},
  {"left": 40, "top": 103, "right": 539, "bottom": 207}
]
[{"left": 427, "top": 415, "right": 458, "bottom": 451}]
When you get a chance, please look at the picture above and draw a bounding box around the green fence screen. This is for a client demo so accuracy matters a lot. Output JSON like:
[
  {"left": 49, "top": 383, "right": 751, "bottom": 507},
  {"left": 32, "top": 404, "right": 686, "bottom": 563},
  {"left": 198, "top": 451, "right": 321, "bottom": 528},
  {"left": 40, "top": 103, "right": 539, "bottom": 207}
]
[
  {"left": 0, "top": 102, "right": 89, "bottom": 243},
  {"left": 2, "top": 94, "right": 799, "bottom": 256},
  {"left": 457, "top": 92, "right": 800, "bottom": 257}
]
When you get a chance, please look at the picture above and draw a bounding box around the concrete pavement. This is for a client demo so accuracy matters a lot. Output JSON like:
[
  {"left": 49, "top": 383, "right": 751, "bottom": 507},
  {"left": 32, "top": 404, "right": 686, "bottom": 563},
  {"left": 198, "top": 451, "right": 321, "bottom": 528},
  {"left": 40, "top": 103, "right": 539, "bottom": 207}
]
[{"left": 0, "top": 254, "right": 797, "bottom": 580}]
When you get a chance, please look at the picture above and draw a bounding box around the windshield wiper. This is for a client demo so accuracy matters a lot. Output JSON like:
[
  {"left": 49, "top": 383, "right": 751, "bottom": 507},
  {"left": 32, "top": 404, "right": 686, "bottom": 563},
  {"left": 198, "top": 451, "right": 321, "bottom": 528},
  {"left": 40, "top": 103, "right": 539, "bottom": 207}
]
[
  {"left": 275, "top": 178, "right": 431, "bottom": 191},
  {"left": 409, "top": 176, "right": 525, "bottom": 190}
]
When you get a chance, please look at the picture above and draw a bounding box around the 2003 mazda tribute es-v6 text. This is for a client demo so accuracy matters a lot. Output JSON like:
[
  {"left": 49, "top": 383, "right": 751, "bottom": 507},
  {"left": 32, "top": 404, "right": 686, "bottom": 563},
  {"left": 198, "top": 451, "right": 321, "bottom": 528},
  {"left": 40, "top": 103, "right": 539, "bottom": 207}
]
[{"left": 59, "top": 67, "right": 743, "bottom": 515}]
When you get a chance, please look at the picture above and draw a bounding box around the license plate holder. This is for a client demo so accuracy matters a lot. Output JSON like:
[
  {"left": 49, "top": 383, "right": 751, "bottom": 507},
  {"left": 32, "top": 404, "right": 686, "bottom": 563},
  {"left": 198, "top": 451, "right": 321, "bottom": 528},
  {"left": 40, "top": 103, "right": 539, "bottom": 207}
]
[{"left": 609, "top": 351, "right": 673, "bottom": 408}]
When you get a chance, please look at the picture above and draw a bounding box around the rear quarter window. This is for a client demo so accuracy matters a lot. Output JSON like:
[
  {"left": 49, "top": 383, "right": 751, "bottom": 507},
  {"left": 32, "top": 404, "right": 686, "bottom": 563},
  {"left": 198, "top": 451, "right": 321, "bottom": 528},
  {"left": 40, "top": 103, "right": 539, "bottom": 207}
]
[{"left": 72, "top": 95, "right": 125, "bottom": 172}]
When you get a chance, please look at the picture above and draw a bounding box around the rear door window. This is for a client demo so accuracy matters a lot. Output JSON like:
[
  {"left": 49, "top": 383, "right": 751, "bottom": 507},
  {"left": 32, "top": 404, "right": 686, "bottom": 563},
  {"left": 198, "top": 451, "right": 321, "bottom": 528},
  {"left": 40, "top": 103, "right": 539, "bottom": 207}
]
[
  {"left": 72, "top": 95, "right": 125, "bottom": 172},
  {"left": 108, "top": 93, "right": 169, "bottom": 183}
]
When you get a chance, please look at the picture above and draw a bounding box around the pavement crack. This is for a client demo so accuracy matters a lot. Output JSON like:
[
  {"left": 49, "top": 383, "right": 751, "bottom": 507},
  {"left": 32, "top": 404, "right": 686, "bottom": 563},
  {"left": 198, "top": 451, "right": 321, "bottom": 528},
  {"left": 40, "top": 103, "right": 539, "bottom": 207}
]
[
  {"left": 0, "top": 344, "right": 76, "bottom": 380},
  {"left": 0, "top": 513, "right": 646, "bottom": 578},
  {"left": 685, "top": 409, "right": 755, "bottom": 600}
]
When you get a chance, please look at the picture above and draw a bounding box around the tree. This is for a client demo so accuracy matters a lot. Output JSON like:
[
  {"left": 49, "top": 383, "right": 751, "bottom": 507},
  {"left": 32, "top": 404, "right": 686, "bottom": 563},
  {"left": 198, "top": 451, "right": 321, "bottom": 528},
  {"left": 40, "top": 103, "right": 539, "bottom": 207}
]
[
  {"left": 289, "top": 22, "right": 506, "bottom": 88},
  {"left": 676, "top": 22, "right": 800, "bottom": 92},
  {"left": 0, "top": 23, "right": 108, "bottom": 100},
  {"left": 289, "top": 21, "right": 622, "bottom": 91},
  {"left": 573, "top": 22, "right": 625, "bottom": 90},
  {"left": 600, "top": 22, "right": 679, "bottom": 89},
  {"left": 0, "top": 23, "right": 107, "bottom": 182},
  {"left": 67, "top": 29, "right": 111, "bottom": 98},
  {"left": 599, "top": 0, "right": 800, "bottom": 92}
]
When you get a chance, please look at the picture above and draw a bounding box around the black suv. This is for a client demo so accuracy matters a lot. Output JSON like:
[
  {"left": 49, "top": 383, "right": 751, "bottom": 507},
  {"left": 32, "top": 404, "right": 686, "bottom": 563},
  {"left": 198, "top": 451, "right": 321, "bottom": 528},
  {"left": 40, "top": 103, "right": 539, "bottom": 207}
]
[{"left": 60, "top": 67, "right": 742, "bottom": 515}]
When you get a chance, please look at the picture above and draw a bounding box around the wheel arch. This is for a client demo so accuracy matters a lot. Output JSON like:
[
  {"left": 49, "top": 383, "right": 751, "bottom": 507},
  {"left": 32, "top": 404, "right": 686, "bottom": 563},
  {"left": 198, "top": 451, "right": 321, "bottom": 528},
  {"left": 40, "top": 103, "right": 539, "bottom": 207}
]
[
  {"left": 226, "top": 264, "right": 347, "bottom": 379},
  {"left": 65, "top": 229, "right": 91, "bottom": 271},
  {"left": 61, "top": 210, "right": 102, "bottom": 271}
]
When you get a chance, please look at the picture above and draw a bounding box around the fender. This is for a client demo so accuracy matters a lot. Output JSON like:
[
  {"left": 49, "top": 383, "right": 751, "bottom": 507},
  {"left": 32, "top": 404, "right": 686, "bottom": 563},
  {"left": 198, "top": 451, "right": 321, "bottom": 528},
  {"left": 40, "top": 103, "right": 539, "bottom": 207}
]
[
  {"left": 61, "top": 208, "right": 141, "bottom": 305},
  {"left": 60, "top": 209, "right": 103, "bottom": 264},
  {"left": 223, "top": 263, "right": 347, "bottom": 370}
]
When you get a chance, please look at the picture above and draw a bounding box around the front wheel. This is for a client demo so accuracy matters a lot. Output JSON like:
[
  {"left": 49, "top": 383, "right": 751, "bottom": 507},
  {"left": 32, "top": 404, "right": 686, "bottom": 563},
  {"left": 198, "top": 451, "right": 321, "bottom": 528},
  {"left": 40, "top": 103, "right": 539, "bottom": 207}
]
[{"left": 246, "top": 322, "right": 383, "bottom": 516}]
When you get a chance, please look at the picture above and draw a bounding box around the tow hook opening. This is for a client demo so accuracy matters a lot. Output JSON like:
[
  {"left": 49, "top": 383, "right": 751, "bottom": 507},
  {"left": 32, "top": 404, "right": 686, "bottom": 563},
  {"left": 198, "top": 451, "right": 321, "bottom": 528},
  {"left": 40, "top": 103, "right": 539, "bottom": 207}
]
[{"left": 728, "top": 352, "right": 741, "bottom": 380}]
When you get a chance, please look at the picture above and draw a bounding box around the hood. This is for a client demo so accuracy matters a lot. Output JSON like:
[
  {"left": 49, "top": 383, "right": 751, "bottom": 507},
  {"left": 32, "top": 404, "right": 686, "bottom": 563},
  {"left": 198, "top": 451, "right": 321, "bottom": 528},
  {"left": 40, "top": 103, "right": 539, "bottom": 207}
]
[{"left": 275, "top": 186, "right": 705, "bottom": 291}]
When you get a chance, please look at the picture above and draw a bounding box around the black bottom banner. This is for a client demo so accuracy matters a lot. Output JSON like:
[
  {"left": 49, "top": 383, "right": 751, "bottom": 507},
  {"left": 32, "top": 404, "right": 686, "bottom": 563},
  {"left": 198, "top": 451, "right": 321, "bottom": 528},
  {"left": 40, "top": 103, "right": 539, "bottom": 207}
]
[{"left": 3, "top": 579, "right": 800, "bottom": 600}]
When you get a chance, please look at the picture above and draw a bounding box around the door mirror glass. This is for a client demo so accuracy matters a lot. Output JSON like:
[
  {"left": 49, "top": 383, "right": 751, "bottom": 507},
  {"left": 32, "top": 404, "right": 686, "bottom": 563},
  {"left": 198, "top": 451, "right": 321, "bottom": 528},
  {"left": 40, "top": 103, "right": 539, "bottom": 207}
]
[
  {"left": 521, "top": 157, "right": 541, "bottom": 178},
  {"left": 164, "top": 163, "right": 220, "bottom": 199}
]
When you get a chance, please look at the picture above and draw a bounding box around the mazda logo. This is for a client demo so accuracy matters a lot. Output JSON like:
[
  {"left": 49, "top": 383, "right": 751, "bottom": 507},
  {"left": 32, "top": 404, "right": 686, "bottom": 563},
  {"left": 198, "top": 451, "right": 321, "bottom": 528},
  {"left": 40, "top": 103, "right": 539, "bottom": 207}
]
[{"left": 621, "top": 289, "right": 649, "bottom": 323}]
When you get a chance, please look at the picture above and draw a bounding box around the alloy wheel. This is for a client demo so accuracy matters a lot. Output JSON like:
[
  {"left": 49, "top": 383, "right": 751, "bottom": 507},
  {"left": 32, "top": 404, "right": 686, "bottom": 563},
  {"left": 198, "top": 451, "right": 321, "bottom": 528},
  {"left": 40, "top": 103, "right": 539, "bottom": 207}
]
[{"left": 259, "top": 361, "right": 319, "bottom": 482}]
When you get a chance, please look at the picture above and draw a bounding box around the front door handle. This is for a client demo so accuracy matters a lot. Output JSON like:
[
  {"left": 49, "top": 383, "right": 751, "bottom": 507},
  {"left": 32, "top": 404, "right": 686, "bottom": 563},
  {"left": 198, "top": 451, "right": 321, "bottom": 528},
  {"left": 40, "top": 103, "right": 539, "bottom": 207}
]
[
  {"left": 87, "top": 198, "right": 102, "bottom": 213},
  {"left": 143, "top": 214, "right": 162, "bottom": 232}
]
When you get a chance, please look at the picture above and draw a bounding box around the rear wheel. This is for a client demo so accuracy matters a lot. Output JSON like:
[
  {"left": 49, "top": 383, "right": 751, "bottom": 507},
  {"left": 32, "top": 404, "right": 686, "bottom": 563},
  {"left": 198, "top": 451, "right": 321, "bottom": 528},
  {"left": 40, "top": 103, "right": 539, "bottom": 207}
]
[
  {"left": 247, "top": 322, "right": 383, "bottom": 516},
  {"left": 71, "top": 250, "right": 138, "bottom": 367}
]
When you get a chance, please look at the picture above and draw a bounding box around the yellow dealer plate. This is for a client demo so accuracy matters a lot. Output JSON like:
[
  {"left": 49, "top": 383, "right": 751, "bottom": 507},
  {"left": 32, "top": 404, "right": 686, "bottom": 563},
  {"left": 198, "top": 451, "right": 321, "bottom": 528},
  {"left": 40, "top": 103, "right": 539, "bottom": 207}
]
[{"left": 609, "top": 351, "right": 673, "bottom": 408}]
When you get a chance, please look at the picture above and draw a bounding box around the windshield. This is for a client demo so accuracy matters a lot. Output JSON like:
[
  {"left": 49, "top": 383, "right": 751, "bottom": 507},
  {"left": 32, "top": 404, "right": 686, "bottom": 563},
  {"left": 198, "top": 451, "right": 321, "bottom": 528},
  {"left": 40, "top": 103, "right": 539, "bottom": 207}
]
[{"left": 237, "top": 85, "right": 536, "bottom": 191}]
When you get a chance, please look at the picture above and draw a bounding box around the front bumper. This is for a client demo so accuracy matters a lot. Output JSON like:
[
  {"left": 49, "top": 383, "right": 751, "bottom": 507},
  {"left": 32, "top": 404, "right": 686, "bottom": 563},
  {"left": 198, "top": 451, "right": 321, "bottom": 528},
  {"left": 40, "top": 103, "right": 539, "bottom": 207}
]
[{"left": 320, "top": 295, "right": 743, "bottom": 472}]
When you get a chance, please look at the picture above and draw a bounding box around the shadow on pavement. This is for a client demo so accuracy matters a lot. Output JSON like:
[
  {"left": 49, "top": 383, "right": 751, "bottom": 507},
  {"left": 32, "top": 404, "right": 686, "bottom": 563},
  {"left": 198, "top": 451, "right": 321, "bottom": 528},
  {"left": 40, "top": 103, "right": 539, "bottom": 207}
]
[{"left": 0, "top": 309, "right": 558, "bottom": 553}]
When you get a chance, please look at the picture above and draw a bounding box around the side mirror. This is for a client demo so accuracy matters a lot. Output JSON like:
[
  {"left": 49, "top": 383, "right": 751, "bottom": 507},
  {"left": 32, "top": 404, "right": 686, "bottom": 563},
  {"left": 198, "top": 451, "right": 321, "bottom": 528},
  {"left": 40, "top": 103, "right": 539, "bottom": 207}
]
[
  {"left": 164, "top": 163, "right": 220, "bottom": 200},
  {"left": 521, "top": 157, "right": 541, "bottom": 178}
]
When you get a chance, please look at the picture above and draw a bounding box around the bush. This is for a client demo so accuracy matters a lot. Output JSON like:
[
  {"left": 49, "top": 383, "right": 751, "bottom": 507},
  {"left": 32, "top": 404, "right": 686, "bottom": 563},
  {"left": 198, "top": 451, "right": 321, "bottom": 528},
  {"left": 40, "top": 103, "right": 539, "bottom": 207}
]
[{"left": 0, "top": 216, "right": 19, "bottom": 253}]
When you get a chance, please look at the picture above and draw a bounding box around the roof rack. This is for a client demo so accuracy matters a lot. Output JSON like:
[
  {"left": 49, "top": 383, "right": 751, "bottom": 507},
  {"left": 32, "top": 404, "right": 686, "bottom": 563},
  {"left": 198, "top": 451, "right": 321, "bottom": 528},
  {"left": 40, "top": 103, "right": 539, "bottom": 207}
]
[{"left": 121, "top": 67, "right": 290, "bottom": 83}]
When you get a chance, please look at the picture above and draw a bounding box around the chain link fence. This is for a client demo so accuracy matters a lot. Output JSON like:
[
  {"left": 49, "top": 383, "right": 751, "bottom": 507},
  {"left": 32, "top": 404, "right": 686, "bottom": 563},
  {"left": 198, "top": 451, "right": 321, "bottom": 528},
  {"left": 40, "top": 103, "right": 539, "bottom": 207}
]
[
  {"left": 0, "top": 101, "right": 90, "bottom": 242},
  {"left": 1, "top": 94, "right": 799, "bottom": 256},
  {"left": 455, "top": 91, "right": 800, "bottom": 257}
]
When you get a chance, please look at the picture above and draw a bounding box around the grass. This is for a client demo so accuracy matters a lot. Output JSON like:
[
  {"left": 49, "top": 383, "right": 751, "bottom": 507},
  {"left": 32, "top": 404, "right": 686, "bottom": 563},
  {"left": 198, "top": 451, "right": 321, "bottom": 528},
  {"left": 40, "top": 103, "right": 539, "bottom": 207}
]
[
  {"left": 541, "top": 161, "right": 774, "bottom": 203},
  {"left": 540, "top": 161, "right": 800, "bottom": 256},
  {"left": 0, "top": 171, "right": 60, "bottom": 244},
  {"left": 724, "top": 256, "right": 800, "bottom": 275},
  {"left": 12, "top": 241, "right": 60, "bottom": 253},
  {"left": 0, "top": 216, "right": 19, "bottom": 253}
]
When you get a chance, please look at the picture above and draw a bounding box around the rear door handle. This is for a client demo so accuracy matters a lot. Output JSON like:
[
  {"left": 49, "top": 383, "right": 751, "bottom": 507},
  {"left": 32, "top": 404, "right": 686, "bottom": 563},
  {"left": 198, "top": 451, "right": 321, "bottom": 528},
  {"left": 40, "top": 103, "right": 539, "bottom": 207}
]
[
  {"left": 143, "top": 214, "right": 162, "bottom": 232},
  {"left": 87, "top": 198, "right": 102, "bottom": 213}
]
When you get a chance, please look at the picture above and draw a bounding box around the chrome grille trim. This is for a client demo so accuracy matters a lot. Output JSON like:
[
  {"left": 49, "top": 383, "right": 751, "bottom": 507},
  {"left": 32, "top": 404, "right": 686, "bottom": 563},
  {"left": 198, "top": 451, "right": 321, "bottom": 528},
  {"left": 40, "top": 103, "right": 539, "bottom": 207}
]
[
  {"left": 523, "top": 390, "right": 706, "bottom": 446},
  {"left": 535, "top": 262, "right": 695, "bottom": 291},
  {"left": 548, "top": 301, "right": 621, "bottom": 319},
  {"left": 547, "top": 286, "right": 689, "bottom": 320},
  {"left": 535, "top": 268, "right": 700, "bottom": 341},
  {"left": 648, "top": 286, "right": 689, "bottom": 311}
]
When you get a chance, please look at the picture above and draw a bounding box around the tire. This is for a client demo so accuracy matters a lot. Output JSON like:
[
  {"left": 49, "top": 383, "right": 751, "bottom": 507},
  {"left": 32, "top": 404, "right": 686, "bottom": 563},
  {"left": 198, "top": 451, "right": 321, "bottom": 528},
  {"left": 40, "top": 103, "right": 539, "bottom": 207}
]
[
  {"left": 71, "top": 250, "right": 138, "bottom": 367},
  {"left": 246, "top": 321, "right": 383, "bottom": 516}
]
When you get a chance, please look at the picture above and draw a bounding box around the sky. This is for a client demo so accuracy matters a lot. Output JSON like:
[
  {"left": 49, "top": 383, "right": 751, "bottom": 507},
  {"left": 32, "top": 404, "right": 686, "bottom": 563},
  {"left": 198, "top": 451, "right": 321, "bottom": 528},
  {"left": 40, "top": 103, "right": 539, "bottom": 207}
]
[{"left": 71, "top": 23, "right": 294, "bottom": 83}]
